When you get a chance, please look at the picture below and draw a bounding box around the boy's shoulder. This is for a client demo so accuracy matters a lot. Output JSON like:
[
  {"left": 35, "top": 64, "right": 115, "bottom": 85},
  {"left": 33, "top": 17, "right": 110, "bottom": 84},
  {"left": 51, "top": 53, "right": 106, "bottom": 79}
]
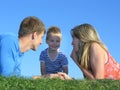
[
  {"left": 40, "top": 48, "right": 48, "bottom": 54},
  {"left": 58, "top": 50, "right": 67, "bottom": 58}
]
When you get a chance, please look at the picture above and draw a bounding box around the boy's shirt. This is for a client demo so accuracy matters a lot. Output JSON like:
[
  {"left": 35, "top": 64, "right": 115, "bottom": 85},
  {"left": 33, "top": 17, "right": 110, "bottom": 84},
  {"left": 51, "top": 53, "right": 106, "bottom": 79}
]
[{"left": 40, "top": 48, "right": 68, "bottom": 74}]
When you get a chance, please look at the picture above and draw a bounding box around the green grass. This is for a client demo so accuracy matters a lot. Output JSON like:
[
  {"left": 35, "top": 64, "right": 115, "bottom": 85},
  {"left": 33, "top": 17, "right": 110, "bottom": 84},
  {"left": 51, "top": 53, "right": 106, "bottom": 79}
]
[{"left": 0, "top": 76, "right": 120, "bottom": 90}]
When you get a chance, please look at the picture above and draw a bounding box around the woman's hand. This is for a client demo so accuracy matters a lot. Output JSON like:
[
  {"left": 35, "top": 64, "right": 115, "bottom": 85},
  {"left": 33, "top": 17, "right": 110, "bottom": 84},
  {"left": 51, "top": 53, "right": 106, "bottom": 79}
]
[
  {"left": 70, "top": 49, "right": 77, "bottom": 62},
  {"left": 70, "top": 49, "right": 95, "bottom": 79}
]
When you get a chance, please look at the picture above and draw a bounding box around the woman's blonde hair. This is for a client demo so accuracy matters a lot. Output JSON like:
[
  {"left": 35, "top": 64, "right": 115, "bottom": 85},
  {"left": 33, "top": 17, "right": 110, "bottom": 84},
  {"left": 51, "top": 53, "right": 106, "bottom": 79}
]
[{"left": 71, "top": 23, "right": 107, "bottom": 70}]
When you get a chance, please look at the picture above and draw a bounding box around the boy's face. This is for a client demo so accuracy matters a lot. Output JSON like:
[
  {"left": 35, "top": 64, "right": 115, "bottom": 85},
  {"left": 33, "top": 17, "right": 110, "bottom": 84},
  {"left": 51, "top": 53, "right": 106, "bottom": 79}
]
[
  {"left": 46, "top": 35, "right": 61, "bottom": 51},
  {"left": 32, "top": 31, "right": 45, "bottom": 51}
]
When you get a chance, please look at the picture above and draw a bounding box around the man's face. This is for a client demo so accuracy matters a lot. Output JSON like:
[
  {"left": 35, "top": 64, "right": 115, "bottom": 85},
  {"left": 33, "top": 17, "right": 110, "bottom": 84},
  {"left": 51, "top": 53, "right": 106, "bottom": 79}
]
[{"left": 32, "top": 31, "right": 45, "bottom": 51}]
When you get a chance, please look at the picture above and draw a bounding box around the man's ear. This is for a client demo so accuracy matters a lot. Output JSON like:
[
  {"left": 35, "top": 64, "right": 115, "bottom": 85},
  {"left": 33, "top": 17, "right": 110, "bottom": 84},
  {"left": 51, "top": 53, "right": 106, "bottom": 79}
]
[
  {"left": 32, "top": 33, "right": 34, "bottom": 40},
  {"left": 32, "top": 32, "right": 37, "bottom": 40}
]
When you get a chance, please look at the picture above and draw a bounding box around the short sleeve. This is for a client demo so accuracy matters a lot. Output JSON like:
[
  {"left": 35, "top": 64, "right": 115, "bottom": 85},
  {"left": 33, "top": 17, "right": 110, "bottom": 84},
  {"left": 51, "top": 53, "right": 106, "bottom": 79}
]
[
  {"left": 39, "top": 50, "right": 45, "bottom": 63},
  {"left": 60, "top": 53, "right": 68, "bottom": 67}
]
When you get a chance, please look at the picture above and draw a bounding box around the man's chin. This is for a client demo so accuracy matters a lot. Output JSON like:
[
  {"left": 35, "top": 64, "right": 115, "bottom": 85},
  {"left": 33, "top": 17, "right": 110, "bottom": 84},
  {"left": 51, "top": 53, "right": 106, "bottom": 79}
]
[{"left": 32, "top": 48, "right": 37, "bottom": 51}]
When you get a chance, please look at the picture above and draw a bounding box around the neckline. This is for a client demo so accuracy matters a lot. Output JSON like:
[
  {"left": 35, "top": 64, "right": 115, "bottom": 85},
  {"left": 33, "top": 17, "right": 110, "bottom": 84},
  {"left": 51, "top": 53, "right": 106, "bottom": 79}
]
[{"left": 47, "top": 48, "right": 59, "bottom": 62}]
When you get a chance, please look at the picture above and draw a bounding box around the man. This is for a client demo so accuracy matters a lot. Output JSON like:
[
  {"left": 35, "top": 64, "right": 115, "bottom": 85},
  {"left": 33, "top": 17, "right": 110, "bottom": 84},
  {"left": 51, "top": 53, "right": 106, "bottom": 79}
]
[{"left": 0, "top": 16, "right": 46, "bottom": 76}]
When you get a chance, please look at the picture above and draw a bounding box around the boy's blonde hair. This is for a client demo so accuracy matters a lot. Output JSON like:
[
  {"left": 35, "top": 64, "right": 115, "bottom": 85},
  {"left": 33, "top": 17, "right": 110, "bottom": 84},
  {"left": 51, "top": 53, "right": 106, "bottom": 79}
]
[{"left": 46, "top": 26, "right": 62, "bottom": 42}]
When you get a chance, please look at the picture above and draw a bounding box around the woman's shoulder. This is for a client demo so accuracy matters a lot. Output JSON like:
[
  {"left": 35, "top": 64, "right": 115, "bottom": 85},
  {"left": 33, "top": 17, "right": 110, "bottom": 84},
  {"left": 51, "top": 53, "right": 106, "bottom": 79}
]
[
  {"left": 90, "top": 42, "right": 107, "bottom": 55},
  {"left": 90, "top": 42, "right": 108, "bottom": 61},
  {"left": 90, "top": 42, "right": 103, "bottom": 50}
]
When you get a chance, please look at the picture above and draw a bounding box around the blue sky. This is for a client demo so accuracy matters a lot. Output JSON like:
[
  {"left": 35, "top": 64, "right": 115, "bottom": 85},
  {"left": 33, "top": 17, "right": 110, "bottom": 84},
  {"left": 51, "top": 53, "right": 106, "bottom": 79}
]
[{"left": 0, "top": 0, "right": 120, "bottom": 79}]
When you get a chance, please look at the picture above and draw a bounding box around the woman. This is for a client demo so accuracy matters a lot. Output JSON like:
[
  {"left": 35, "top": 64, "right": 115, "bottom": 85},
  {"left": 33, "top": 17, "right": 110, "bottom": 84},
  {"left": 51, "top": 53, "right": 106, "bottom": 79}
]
[{"left": 70, "top": 23, "right": 120, "bottom": 79}]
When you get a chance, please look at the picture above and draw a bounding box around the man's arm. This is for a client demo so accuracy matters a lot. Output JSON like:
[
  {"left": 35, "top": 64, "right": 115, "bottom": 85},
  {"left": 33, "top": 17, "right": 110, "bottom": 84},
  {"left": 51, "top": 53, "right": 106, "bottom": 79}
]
[{"left": 0, "top": 38, "right": 16, "bottom": 76}]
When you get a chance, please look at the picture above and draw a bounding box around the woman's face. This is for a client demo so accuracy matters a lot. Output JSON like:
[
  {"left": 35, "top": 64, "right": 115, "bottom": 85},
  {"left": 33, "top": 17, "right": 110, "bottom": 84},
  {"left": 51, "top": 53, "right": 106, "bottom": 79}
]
[{"left": 71, "top": 36, "right": 80, "bottom": 52}]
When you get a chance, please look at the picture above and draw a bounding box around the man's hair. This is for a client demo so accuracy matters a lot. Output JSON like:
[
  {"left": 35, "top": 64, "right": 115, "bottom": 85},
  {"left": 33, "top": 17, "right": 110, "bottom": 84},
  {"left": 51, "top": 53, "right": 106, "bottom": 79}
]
[{"left": 18, "top": 16, "right": 46, "bottom": 38}]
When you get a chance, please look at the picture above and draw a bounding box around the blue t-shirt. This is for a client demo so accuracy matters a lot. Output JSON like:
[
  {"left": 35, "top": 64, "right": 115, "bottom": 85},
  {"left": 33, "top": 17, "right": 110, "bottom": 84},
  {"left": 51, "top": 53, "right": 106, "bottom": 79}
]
[
  {"left": 0, "top": 34, "right": 24, "bottom": 77},
  {"left": 40, "top": 48, "right": 68, "bottom": 74}
]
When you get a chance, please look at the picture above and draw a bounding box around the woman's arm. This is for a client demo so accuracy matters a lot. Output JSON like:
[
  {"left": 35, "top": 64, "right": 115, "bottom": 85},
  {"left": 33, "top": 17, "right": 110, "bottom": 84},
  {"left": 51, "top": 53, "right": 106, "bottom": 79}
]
[
  {"left": 70, "top": 49, "right": 95, "bottom": 79},
  {"left": 89, "top": 43, "right": 107, "bottom": 79},
  {"left": 70, "top": 49, "right": 78, "bottom": 64},
  {"left": 72, "top": 43, "right": 107, "bottom": 79}
]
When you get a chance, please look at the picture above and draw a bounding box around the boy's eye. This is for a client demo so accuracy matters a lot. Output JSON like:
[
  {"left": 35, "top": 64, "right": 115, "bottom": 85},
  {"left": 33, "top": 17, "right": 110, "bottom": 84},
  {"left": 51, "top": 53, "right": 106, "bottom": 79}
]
[
  {"left": 50, "top": 40, "right": 54, "bottom": 42},
  {"left": 56, "top": 40, "right": 60, "bottom": 42}
]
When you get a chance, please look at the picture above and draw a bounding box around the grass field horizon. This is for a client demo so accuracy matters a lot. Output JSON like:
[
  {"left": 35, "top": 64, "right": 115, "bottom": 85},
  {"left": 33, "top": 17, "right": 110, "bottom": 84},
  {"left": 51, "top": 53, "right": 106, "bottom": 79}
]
[{"left": 0, "top": 75, "right": 120, "bottom": 90}]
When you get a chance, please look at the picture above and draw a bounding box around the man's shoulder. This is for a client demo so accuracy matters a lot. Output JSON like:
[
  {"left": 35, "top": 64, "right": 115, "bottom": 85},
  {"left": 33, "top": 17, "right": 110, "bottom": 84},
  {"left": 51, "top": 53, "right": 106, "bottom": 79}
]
[
  {"left": 0, "top": 33, "right": 17, "bottom": 40},
  {"left": 0, "top": 33, "right": 19, "bottom": 48}
]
